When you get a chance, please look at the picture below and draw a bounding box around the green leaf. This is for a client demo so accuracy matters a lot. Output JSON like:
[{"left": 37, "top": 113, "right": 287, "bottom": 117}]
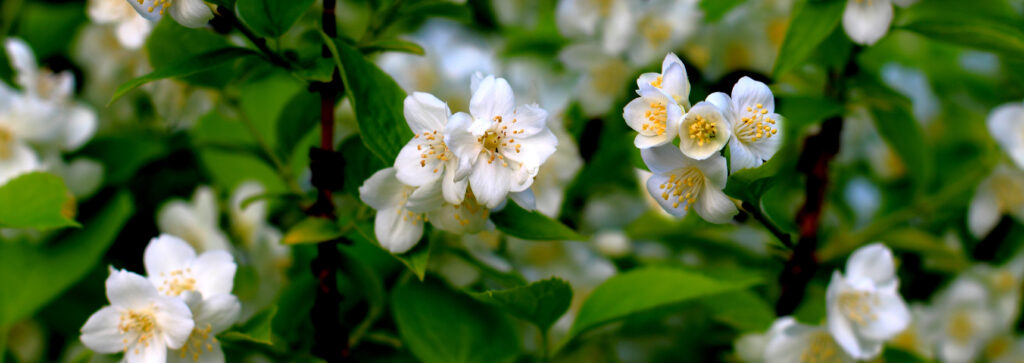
[
  {"left": 0, "top": 192, "right": 133, "bottom": 326},
  {"left": 397, "top": 1, "right": 472, "bottom": 22},
  {"left": 235, "top": 0, "right": 315, "bottom": 37},
  {"left": 283, "top": 217, "right": 343, "bottom": 245},
  {"left": 563, "top": 267, "right": 761, "bottom": 345},
  {"left": 392, "top": 278, "right": 519, "bottom": 363},
  {"left": 0, "top": 172, "right": 78, "bottom": 229},
  {"left": 470, "top": 278, "right": 572, "bottom": 333},
  {"left": 861, "top": 77, "right": 933, "bottom": 190},
  {"left": 276, "top": 90, "right": 320, "bottom": 158},
  {"left": 146, "top": 18, "right": 236, "bottom": 88},
  {"left": 700, "top": 0, "right": 745, "bottom": 23},
  {"left": 110, "top": 47, "right": 258, "bottom": 105},
  {"left": 772, "top": 0, "right": 845, "bottom": 78},
  {"left": 490, "top": 202, "right": 583, "bottom": 241},
  {"left": 897, "top": 0, "right": 1024, "bottom": 59},
  {"left": 724, "top": 155, "right": 784, "bottom": 206},
  {"left": 699, "top": 291, "right": 775, "bottom": 332},
  {"left": 341, "top": 137, "right": 387, "bottom": 197},
  {"left": 360, "top": 39, "right": 426, "bottom": 55},
  {"left": 882, "top": 347, "right": 930, "bottom": 363},
  {"left": 221, "top": 306, "right": 277, "bottom": 345},
  {"left": 322, "top": 33, "right": 413, "bottom": 163},
  {"left": 776, "top": 95, "right": 844, "bottom": 130},
  {"left": 346, "top": 222, "right": 433, "bottom": 281},
  {"left": 80, "top": 133, "right": 169, "bottom": 185}
]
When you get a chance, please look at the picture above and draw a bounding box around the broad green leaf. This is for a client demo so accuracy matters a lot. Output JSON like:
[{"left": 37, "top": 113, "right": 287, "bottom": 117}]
[
  {"left": 14, "top": 1, "right": 85, "bottom": 60},
  {"left": 340, "top": 137, "right": 387, "bottom": 197},
  {"left": 700, "top": 0, "right": 745, "bottom": 23},
  {"left": 724, "top": 154, "right": 784, "bottom": 206},
  {"left": 699, "top": 291, "right": 775, "bottom": 332},
  {"left": 276, "top": 90, "right": 320, "bottom": 158},
  {"left": 470, "top": 278, "right": 572, "bottom": 332},
  {"left": 360, "top": 39, "right": 426, "bottom": 55},
  {"left": 235, "top": 0, "right": 315, "bottom": 37},
  {"left": 490, "top": 202, "right": 583, "bottom": 241},
  {"left": 0, "top": 172, "right": 78, "bottom": 229},
  {"left": 347, "top": 222, "right": 432, "bottom": 281},
  {"left": 322, "top": 33, "right": 413, "bottom": 163},
  {"left": 897, "top": 0, "right": 1024, "bottom": 59},
  {"left": 772, "top": 0, "right": 845, "bottom": 77},
  {"left": 283, "top": 217, "right": 343, "bottom": 245},
  {"left": 221, "top": 306, "right": 277, "bottom": 345},
  {"left": 0, "top": 192, "right": 133, "bottom": 326},
  {"left": 392, "top": 278, "right": 518, "bottom": 363},
  {"left": 110, "top": 47, "right": 258, "bottom": 105},
  {"left": 146, "top": 18, "right": 236, "bottom": 88},
  {"left": 776, "top": 95, "right": 844, "bottom": 130},
  {"left": 564, "top": 267, "right": 761, "bottom": 345}
]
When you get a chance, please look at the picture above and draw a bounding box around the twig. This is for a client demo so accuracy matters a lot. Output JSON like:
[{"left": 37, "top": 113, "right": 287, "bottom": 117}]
[
  {"left": 741, "top": 201, "right": 793, "bottom": 248},
  {"left": 216, "top": 6, "right": 293, "bottom": 69}
]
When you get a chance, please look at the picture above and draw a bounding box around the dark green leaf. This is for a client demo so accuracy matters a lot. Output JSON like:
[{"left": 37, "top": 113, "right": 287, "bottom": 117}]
[
  {"left": 322, "top": 33, "right": 413, "bottom": 163},
  {"left": 0, "top": 192, "right": 133, "bottom": 326},
  {"left": 341, "top": 137, "right": 388, "bottom": 197},
  {"left": 772, "top": 0, "right": 845, "bottom": 77},
  {"left": 490, "top": 202, "right": 584, "bottom": 241},
  {"left": 235, "top": 0, "right": 315, "bottom": 37},
  {"left": 0, "top": 172, "right": 78, "bottom": 229},
  {"left": 360, "top": 39, "right": 425, "bottom": 55},
  {"left": 700, "top": 0, "right": 745, "bottom": 23},
  {"left": 276, "top": 90, "right": 320, "bottom": 158},
  {"left": 699, "top": 291, "right": 775, "bottom": 332},
  {"left": 397, "top": 1, "right": 472, "bottom": 22},
  {"left": 563, "top": 267, "right": 761, "bottom": 345},
  {"left": 724, "top": 154, "right": 784, "bottom": 206},
  {"left": 80, "top": 134, "right": 169, "bottom": 185},
  {"left": 110, "top": 47, "right": 258, "bottom": 105},
  {"left": 146, "top": 18, "right": 236, "bottom": 88},
  {"left": 470, "top": 277, "right": 572, "bottom": 332},
  {"left": 392, "top": 278, "right": 518, "bottom": 363},
  {"left": 282, "top": 217, "right": 343, "bottom": 245},
  {"left": 205, "top": 0, "right": 235, "bottom": 8},
  {"left": 882, "top": 347, "right": 929, "bottom": 363},
  {"left": 221, "top": 306, "right": 277, "bottom": 345},
  {"left": 860, "top": 77, "right": 933, "bottom": 190},
  {"left": 776, "top": 96, "right": 844, "bottom": 130},
  {"left": 347, "top": 222, "right": 432, "bottom": 281}
]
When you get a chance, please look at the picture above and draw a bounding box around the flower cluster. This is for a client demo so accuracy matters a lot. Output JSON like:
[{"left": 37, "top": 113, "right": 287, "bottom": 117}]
[
  {"left": 970, "top": 99, "right": 1024, "bottom": 238},
  {"left": 739, "top": 243, "right": 911, "bottom": 362},
  {"left": 80, "top": 235, "right": 241, "bottom": 363},
  {"left": 623, "top": 53, "right": 784, "bottom": 223},
  {"left": 360, "top": 74, "right": 559, "bottom": 253}
]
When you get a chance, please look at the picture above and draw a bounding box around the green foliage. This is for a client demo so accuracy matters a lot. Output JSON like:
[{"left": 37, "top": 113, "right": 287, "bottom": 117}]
[
  {"left": 360, "top": 39, "right": 426, "bottom": 55},
  {"left": 897, "top": 0, "right": 1024, "bottom": 59},
  {"left": 392, "top": 278, "right": 519, "bottom": 363},
  {"left": 857, "top": 75, "right": 933, "bottom": 190},
  {"left": 773, "top": 0, "right": 845, "bottom": 77},
  {"left": 146, "top": 19, "right": 236, "bottom": 88},
  {"left": 275, "top": 90, "right": 320, "bottom": 159},
  {"left": 346, "top": 222, "right": 433, "bottom": 281},
  {"left": 110, "top": 47, "right": 259, "bottom": 105},
  {"left": 471, "top": 277, "right": 573, "bottom": 333},
  {"left": 564, "top": 267, "right": 761, "bottom": 345},
  {"left": 80, "top": 134, "right": 170, "bottom": 185},
  {"left": 236, "top": 0, "right": 315, "bottom": 38},
  {"left": 491, "top": 202, "right": 584, "bottom": 241},
  {"left": 0, "top": 192, "right": 133, "bottom": 326},
  {"left": 700, "top": 0, "right": 746, "bottom": 23},
  {"left": 699, "top": 291, "right": 775, "bottom": 333},
  {"left": 724, "top": 156, "right": 784, "bottom": 207},
  {"left": 0, "top": 172, "right": 78, "bottom": 229},
  {"left": 283, "top": 217, "right": 344, "bottom": 245},
  {"left": 221, "top": 306, "right": 277, "bottom": 345}
]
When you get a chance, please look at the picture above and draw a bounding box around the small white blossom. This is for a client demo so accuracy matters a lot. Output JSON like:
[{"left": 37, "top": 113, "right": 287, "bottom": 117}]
[
  {"left": 967, "top": 164, "right": 1024, "bottom": 238},
  {"left": 394, "top": 92, "right": 468, "bottom": 204},
  {"left": 359, "top": 167, "right": 441, "bottom": 253},
  {"left": 678, "top": 102, "right": 731, "bottom": 159},
  {"left": 556, "top": 0, "right": 636, "bottom": 55},
  {"left": 126, "top": 0, "right": 214, "bottom": 29},
  {"left": 80, "top": 269, "right": 195, "bottom": 363},
  {"left": 637, "top": 53, "right": 691, "bottom": 110},
  {"left": 987, "top": 100, "right": 1024, "bottom": 169},
  {"left": 157, "top": 186, "right": 232, "bottom": 252},
  {"left": 623, "top": 83, "right": 683, "bottom": 149},
  {"left": 931, "top": 277, "right": 1000, "bottom": 363},
  {"left": 825, "top": 243, "right": 910, "bottom": 359},
  {"left": 706, "top": 76, "right": 782, "bottom": 173},
  {"left": 143, "top": 234, "right": 237, "bottom": 299},
  {"left": 641, "top": 144, "right": 737, "bottom": 223},
  {"left": 87, "top": 0, "right": 153, "bottom": 49},
  {"left": 167, "top": 292, "right": 240, "bottom": 363},
  {"left": 627, "top": 0, "right": 701, "bottom": 66},
  {"left": 559, "top": 44, "right": 632, "bottom": 117},
  {"left": 764, "top": 317, "right": 855, "bottom": 363},
  {"left": 842, "top": 0, "right": 917, "bottom": 45}
]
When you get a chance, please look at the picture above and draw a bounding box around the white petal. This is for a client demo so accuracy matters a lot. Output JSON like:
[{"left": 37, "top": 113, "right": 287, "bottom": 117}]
[
  {"left": 987, "top": 103, "right": 1024, "bottom": 169},
  {"left": 845, "top": 243, "right": 896, "bottom": 286},
  {"left": 374, "top": 207, "right": 424, "bottom": 253},
  {"left": 646, "top": 173, "right": 687, "bottom": 217},
  {"left": 705, "top": 92, "right": 734, "bottom": 121},
  {"left": 169, "top": 0, "right": 213, "bottom": 28},
  {"left": 153, "top": 296, "right": 195, "bottom": 349},
  {"left": 404, "top": 180, "right": 444, "bottom": 213},
  {"left": 502, "top": 129, "right": 557, "bottom": 169},
  {"left": 469, "top": 156, "right": 513, "bottom": 208},
  {"left": 731, "top": 77, "right": 775, "bottom": 114},
  {"left": 445, "top": 112, "right": 483, "bottom": 179},
  {"left": 4, "top": 38, "right": 39, "bottom": 92},
  {"left": 842, "top": 0, "right": 894, "bottom": 45},
  {"left": 510, "top": 188, "right": 536, "bottom": 211},
  {"left": 394, "top": 140, "right": 444, "bottom": 187},
  {"left": 636, "top": 72, "right": 660, "bottom": 90},
  {"left": 61, "top": 104, "right": 97, "bottom": 151},
  {"left": 192, "top": 250, "right": 237, "bottom": 297},
  {"left": 693, "top": 184, "right": 737, "bottom": 223},
  {"left": 729, "top": 137, "right": 762, "bottom": 173},
  {"left": 469, "top": 75, "right": 515, "bottom": 120},
  {"left": 441, "top": 162, "right": 468, "bottom": 205},
  {"left": 634, "top": 133, "right": 671, "bottom": 148},
  {"left": 600, "top": 0, "right": 634, "bottom": 54},
  {"left": 80, "top": 306, "right": 126, "bottom": 353},
  {"left": 192, "top": 187, "right": 219, "bottom": 225},
  {"left": 404, "top": 92, "right": 449, "bottom": 134},
  {"left": 358, "top": 168, "right": 406, "bottom": 210},
  {"left": 660, "top": 62, "right": 690, "bottom": 107},
  {"left": 678, "top": 102, "right": 731, "bottom": 160},
  {"left": 124, "top": 338, "right": 167, "bottom": 363},
  {"left": 968, "top": 182, "right": 1001, "bottom": 238},
  {"left": 115, "top": 16, "right": 153, "bottom": 50},
  {"left": 695, "top": 153, "right": 729, "bottom": 188},
  {"left": 0, "top": 141, "right": 40, "bottom": 186},
  {"left": 63, "top": 157, "right": 104, "bottom": 198},
  {"left": 126, "top": 0, "right": 164, "bottom": 21},
  {"left": 106, "top": 269, "right": 160, "bottom": 309},
  {"left": 744, "top": 113, "right": 784, "bottom": 160},
  {"left": 641, "top": 144, "right": 688, "bottom": 174},
  {"left": 511, "top": 103, "right": 549, "bottom": 137},
  {"left": 858, "top": 290, "right": 910, "bottom": 340},
  {"left": 144, "top": 234, "right": 197, "bottom": 277},
  {"left": 826, "top": 272, "right": 869, "bottom": 358},
  {"left": 194, "top": 294, "right": 241, "bottom": 333}
]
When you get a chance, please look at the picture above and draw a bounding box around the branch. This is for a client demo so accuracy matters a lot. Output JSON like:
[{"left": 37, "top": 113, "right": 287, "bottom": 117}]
[
  {"left": 741, "top": 201, "right": 793, "bottom": 248},
  {"left": 215, "top": 6, "right": 293, "bottom": 69}
]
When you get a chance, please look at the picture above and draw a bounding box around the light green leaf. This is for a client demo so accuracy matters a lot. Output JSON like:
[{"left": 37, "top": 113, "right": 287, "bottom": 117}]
[
  {"left": 0, "top": 192, "right": 133, "bottom": 326},
  {"left": 776, "top": 95, "right": 844, "bottom": 130},
  {"left": 283, "top": 217, "right": 343, "bottom": 245},
  {"left": 772, "top": 0, "right": 845, "bottom": 78},
  {"left": 235, "top": 0, "right": 315, "bottom": 37},
  {"left": 897, "top": 0, "right": 1024, "bottom": 59},
  {"left": 490, "top": 202, "right": 584, "bottom": 241},
  {"left": 360, "top": 39, "right": 426, "bottom": 55},
  {"left": 110, "top": 47, "right": 258, "bottom": 105},
  {"left": 470, "top": 277, "right": 572, "bottom": 333},
  {"left": 700, "top": 0, "right": 745, "bottom": 23},
  {"left": 563, "top": 267, "right": 761, "bottom": 345},
  {"left": 221, "top": 306, "right": 277, "bottom": 345},
  {"left": 699, "top": 291, "right": 775, "bottom": 332},
  {"left": 275, "top": 90, "right": 320, "bottom": 159},
  {"left": 0, "top": 172, "right": 78, "bottom": 229},
  {"left": 724, "top": 154, "right": 784, "bottom": 206},
  {"left": 392, "top": 278, "right": 519, "bottom": 363},
  {"left": 322, "top": 33, "right": 413, "bottom": 163}
]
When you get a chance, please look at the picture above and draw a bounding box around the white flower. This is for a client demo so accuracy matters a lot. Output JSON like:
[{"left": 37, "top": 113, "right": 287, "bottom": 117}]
[
  {"left": 556, "top": 0, "right": 636, "bottom": 55},
  {"left": 168, "top": 292, "right": 240, "bottom": 363},
  {"left": 825, "top": 243, "right": 910, "bottom": 359},
  {"left": 559, "top": 43, "right": 632, "bottom": 117},
  {"left": 425, "top": 189, "right": 492, "bottom": 235},
  {"left": 394, "top": 92, "right": 468, "bottom": 204},
  {"left": 678, "top": 102, "right": 731, "bottom": 159},
  {"left": 80, "top": 269, "right": 195, "bottom": 363},
  {"left": 228, "top": 181, "right": 281, "bottom": 248},
  {"left": 446, "top": 75, "right": 558, "bottom": 209},
  {"left": 623, "top": 83, "right": 683, "bottom": 149},
  {"left": 706, "top": 76, "right": 782, "bottom": 173},
  {"left": 931, "top": 277, "right": 1000, "bottom": 363},
  {"left": 842, "top": 0, "right": 917, "bottom": 45},
  {"left": 43, "top": 154, "right": 104, "bottom": 198},
  {"left": 359, "top": 167, "right": 441, "bottom": 253},
  {"left": 143, "top": 234, "right": 237, "bottom": 298},
  {"left": 87, "top": 0, "right": 153, "bottom": 49},
  {"left": 637, "top": 53, "right": 691, "bottom": 109},
  {"left": 157, "top": 186, "right": 232, "bottom": 252},
  {"left": 987, "top": 100, "right": 1024, "bottom": 169},
  {"left": 628, "top": 0, "right": 701, "bottom": 66},
  {"left": 126, "top": 0, "right": 213, "bottom": 28},
  {"left": 640, "top": 144, "right": 737, "bottom": 223},
  {"left": 888, "top": 304, "right": 937, "bottom": 360},
  {"left": 764, "top": 317, "right": 855, "bottom": 363},
  {"left": 965, "top": 255, "right": 1024, "bottom": 330},
  {"left": 228, "top": 181, "right": 289, "bottom": 321},
  {"left": 967, "top": 164, "right": 1024, "bottom": 238}
]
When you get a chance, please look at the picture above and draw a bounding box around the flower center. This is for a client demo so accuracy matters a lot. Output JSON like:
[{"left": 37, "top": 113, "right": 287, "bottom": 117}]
[
  {"left": 642, "top": 101, "right": 668, "bottom": 136},
  {"left": 591, "top": 0, "right": 614, "bottom": 15},
  {"left": 737, "top": 103, "right": 777, "bottom": 143},
  {"left": 591, "top": 59, "right": 629, "bottom": 93},
  {"left": 178, "top": 323, "right": 216, "bottom": 362},
  {"left": 838, "top": 290, "right": 878, "bottom": 325},
  {"left": 118, "top": 308, "right": 157, "bottom": 354},
  {"left": 992, "top": 174, "right": 1024, "bottom": 210},
  {"left": 688, "top": 115, "right": 717, "bottom": 146},
  {"left": 452, "top": 189, "right": 489, "bottom": 227},
  {"left": 0, "top": 126, "right": 13, "bottom": 160},
  {"left": 641, "top": 18, "right": 672, "bottom": 47},
  {"left": 649, "top": 75, "right": 663, "bottom": 89},
  {"left": 413, "top": 130, "right": 451, "bottom": 174},
  {"left": 158, "top": 269, "right": 196, "bottom": 296},
  {"left": 140, "top": 0, "right": 173, "bottom": 15},
  {"left": 948, "top": 310, "right": 973, "bottom": 344},
  {"left": 800, "top": 332, "right": 841, "bottom": 363},
  {"left": 657, "top": 167, "right": 703, "bottom": 210},
  {"left": 991, "top": 270, "right": 1018, "bottom": 293}
]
